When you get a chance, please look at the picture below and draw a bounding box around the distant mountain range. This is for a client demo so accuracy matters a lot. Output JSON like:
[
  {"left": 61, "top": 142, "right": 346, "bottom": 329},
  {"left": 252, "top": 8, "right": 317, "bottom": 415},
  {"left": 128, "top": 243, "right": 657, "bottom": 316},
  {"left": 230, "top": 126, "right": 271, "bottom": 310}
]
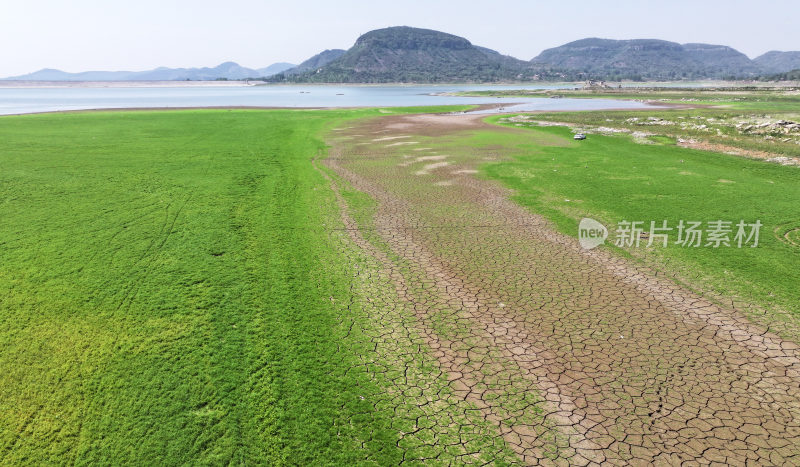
[
  {"left": 5, "top": 26, "right": 800, "bottom": 83},
  {"left": 2, "top": 61, "right": 295, "bottom": 81},
  {"left": 270, "top": 28, "right": 800, "bottom": 83}
]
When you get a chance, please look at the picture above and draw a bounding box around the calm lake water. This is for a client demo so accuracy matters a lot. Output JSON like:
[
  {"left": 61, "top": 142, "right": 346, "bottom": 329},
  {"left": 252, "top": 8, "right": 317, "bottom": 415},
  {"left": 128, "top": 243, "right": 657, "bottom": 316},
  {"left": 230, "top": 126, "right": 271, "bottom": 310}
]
[{"left": 0, "top": 84, "right": 653, "bottom": 115}]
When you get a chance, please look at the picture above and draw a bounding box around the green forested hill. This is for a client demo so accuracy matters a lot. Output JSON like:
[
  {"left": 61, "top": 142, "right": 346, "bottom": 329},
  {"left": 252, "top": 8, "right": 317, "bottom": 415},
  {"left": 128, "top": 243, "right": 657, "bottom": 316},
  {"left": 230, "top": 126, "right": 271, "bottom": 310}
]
[
  {"left": 754, "top": 51, "right": 800, "bottom": 74},
  {"left": 269, "top": 26, "right": 540, "bottom": 83},
  {"left": 530, "top": 38, "right": 760, "bottom": 80},
  {"left": 760, "top": 68, "right": 800, "bottom": 81},
  {"left": 281, "top": 49, "right": 346, "bottom": 76}
]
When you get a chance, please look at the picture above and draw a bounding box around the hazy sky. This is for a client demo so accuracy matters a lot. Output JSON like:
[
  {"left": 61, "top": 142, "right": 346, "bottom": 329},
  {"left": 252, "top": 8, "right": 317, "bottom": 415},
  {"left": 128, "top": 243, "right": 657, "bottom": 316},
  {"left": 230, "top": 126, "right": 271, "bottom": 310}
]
[{"left": 1, "top": 0, "right": 798, "bottom": 76}]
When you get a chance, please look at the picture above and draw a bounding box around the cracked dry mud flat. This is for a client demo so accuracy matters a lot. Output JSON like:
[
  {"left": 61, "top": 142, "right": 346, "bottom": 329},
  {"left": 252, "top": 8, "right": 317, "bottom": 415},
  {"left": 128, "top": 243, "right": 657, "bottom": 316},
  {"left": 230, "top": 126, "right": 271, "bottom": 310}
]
[{"left": 322, "top": 113, "right": 800, "bottom": 465}]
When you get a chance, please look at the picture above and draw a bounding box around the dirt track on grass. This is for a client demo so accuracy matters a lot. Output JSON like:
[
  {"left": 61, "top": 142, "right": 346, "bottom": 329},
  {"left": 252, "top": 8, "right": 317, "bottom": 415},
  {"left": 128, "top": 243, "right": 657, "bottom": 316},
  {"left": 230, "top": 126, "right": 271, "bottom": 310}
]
[{"left": 324, "top": 113, "right": 800, "bottom": 465}]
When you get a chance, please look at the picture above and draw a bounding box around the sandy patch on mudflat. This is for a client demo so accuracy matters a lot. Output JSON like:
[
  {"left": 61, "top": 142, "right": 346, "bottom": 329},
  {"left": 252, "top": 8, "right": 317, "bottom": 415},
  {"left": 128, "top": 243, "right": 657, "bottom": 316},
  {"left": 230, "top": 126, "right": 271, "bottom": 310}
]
[
  {"left": 373, "top": 135, "right": 411, "bottom": 142},
  {"left": 415, "top": 161, "right": 450, "bottom": 175}
]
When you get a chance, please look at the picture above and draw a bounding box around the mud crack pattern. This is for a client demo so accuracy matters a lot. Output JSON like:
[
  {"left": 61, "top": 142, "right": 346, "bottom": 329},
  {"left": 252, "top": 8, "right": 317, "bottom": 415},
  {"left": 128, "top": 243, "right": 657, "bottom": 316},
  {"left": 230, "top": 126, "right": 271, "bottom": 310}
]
[{"left": 323, "top": 113, "right": 800, "bottom": 465}]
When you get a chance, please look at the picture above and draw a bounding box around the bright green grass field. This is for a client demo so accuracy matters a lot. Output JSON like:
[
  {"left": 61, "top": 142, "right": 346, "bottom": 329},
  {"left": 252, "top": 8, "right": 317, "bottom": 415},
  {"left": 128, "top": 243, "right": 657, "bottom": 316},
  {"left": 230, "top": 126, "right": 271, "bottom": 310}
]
[
  {"left": 0, "top": 107, "right": 467, "bottom": 465},
  {"left": 478, "top": 118, "right": 800, "bottom": 326},
  {"left": 2, "top": 105, "right": 798, "bottom": 463}
]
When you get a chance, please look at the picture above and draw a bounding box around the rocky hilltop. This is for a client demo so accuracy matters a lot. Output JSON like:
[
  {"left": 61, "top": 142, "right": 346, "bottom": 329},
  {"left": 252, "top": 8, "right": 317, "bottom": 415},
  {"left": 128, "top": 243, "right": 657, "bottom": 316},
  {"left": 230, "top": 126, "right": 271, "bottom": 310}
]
[{"left": 269, "top": 26, "right": 540, "bottom": 83}]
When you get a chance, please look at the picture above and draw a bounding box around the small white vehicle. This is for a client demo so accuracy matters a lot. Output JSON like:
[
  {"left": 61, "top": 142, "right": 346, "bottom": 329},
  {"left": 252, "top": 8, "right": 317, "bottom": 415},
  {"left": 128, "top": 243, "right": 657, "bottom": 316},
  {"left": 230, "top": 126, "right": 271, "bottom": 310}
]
[{"left": 574, "top": 133, "right": 587, "bottom": 140}]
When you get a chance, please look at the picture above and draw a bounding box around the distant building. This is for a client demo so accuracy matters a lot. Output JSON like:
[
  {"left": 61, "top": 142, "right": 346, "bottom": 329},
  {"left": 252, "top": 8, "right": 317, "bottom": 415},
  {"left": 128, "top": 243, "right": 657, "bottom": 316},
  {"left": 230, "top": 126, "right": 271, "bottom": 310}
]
[{"left": 583, "top": 80, "right": 612, "bottom": 90}]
